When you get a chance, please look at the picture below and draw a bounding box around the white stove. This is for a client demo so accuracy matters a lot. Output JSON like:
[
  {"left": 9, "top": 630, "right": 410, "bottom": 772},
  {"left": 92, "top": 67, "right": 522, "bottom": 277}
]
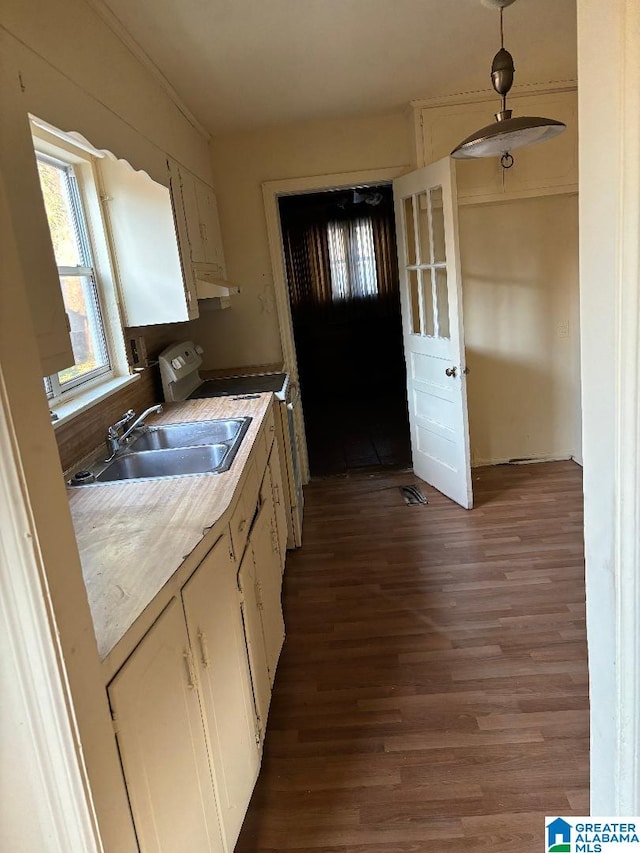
[
  {"left": 158, "top": 341, "right": 302, "bottom": 548},
  {"left": 158, "top": 341, "right": 289, "bottom": 403}
]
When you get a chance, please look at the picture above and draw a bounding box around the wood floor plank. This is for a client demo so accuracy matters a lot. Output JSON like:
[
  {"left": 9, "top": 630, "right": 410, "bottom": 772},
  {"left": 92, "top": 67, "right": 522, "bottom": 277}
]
[{"left": 236, "top": 462, "right": 588, "bottom": 852}]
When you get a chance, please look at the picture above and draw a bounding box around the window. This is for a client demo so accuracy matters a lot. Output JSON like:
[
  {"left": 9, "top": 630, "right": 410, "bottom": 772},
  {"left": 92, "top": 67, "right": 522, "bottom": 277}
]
[
  {"left": 327, "top": 218, "right": 378, "bottom": 301},
  {"left": 36, "top": 153, "right": 112, "bottom": 398}
]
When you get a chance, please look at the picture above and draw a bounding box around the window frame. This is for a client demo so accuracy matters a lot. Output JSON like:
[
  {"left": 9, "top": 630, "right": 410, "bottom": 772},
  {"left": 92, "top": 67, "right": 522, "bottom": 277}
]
[
  {"left": 31, "top": 122, "right": 130, "bottom": 412},
  {"left": 36, "top": 150, "right": 113, "bottom": 396}
]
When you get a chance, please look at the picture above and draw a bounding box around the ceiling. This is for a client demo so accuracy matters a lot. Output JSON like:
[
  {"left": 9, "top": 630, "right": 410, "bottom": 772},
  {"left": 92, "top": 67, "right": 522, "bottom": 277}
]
[{"left": 99, "top": 0, "right": 577, "bottom": 136}]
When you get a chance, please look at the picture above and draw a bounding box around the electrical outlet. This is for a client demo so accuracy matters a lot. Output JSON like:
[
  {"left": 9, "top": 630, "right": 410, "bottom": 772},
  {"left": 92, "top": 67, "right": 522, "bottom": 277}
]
[
  {"left": 557, "top": 320, "right": 570, "bottom": 339},
  {"left": 128, "top": 335, "right": 147, "bottom": 368}
]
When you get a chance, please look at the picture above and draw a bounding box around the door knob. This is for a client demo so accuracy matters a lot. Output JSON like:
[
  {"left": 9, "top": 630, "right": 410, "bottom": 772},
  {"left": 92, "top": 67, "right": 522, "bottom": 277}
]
[{"left": 445, "top": 366, "right": 457, "bottom": 377}]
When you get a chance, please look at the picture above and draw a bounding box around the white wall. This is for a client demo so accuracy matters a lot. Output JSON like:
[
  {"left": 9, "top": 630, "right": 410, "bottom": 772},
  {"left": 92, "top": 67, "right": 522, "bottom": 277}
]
[
  {"left": 1, "top": 1, "right": 211, "bottom": 183},
  {"left": 200, "top": 111, "right": 582, "bottom": 467},
  {"left": 0, "top": 1, "right": 214, "bottom": 847},
  {"left": 460, "top": 194, "right": 582, "bottom": 466},
  {"left": 193, "top": 111, "right": 412, "bottom": 368}
]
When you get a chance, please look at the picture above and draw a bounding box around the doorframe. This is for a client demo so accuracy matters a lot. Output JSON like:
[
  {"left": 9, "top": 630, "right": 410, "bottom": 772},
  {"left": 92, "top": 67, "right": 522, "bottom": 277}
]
[
  {"left": 262, "top": 165, "right": 409, "bottom": 481},
  {"left": 0, "top": 369, "right": 102, "bottom": 851},
  {"left": 578, "top": 0, "right": 640, "bottom": 814}
]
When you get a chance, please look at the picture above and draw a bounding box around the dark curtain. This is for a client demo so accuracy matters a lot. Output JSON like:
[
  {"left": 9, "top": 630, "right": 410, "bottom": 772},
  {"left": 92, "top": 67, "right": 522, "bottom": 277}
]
[
  {"left": 281, "top": 193, "right": 399, "bottom": 309},
  {"left": 283, "top": 223, "right": 332, "bottom": 305},
  {"left": 279, "top": 186, "right": 405, "bottom": 403}
]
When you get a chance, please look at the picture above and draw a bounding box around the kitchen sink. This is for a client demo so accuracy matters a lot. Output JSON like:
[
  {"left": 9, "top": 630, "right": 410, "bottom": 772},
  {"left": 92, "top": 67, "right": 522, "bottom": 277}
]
[
  {"left": 68, "top": 417, "right": 252, "bottom": 486},
  {"left": 96, "top": 444, "right": 229, "bottom": 482},
  {"left": 130, "top": 418, "right": 246, "bottom": 451}
]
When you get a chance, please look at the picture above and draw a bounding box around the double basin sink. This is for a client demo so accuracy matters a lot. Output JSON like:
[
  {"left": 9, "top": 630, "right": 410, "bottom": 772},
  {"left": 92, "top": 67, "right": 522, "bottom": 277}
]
[{"left": 69, "top": 418, "right": 252, "bottom": 486}]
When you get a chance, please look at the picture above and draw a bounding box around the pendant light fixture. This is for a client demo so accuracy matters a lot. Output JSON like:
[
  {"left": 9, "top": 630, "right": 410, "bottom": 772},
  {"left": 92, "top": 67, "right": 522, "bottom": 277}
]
[{"left": 451, "top": 0, "right": 566, "bottom": 168}]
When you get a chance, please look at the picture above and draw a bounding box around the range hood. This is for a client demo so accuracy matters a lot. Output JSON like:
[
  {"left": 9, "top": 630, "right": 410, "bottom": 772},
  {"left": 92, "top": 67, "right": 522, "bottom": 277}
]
[{"left": 192, "top": 265, "right": 240, "bottom": 308}]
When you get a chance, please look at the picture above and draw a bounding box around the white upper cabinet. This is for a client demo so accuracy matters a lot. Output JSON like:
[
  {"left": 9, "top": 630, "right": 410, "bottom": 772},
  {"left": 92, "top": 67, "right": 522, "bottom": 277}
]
[
  {"left": 167, "top": 159, "right": 235, "bottom": 303},
  {"left": 195, "top": 182, "right": 227, "bottom": 277},
  {"left": 414, "top": 87, "right": 578, "bottom": 204},
  {"left": 99, "top": 156, "right": 198, "bottom": 325}
]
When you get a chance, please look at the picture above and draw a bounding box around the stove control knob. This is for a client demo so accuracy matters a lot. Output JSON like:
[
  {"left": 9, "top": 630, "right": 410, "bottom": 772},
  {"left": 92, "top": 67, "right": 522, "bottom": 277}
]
[
  {"left": 171, "top": 357, "right": 182, "bottom": 370},
  {"left": 195, "top": 344, "right": 204, "bottom": 355}
]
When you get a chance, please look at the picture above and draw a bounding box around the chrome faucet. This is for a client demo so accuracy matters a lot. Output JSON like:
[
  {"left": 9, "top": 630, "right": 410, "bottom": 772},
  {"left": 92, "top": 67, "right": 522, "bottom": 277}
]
[{"left": 105, "top": 405, "right": 163, "bottom": 460}]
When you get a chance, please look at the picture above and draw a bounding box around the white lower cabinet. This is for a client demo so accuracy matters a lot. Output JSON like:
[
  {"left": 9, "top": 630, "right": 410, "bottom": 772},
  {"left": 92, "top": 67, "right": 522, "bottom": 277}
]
[
  {"left": 248, "top": 488, "right": 285, "bottom": 686},
  {"left": 108, "top": 598, "right": 225, "bottom": 853},
  {"left": 182, "top": 535, "right": 260, "bottom": 851},
  {"left": 237, "top": 546, "right": 272, "bottom": 732},
  {"left": 109, "top": 415, "right": 290, "bottom": 851}
]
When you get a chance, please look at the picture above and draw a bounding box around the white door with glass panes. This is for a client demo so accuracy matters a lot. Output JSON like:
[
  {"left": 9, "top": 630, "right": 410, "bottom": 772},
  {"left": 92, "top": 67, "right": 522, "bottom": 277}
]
[{"left": 393, "top": 157, "right": 472, "bottom": 509}]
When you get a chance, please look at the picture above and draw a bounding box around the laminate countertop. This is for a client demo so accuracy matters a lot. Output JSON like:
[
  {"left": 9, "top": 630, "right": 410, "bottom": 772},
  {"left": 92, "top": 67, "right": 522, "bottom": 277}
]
[{"left": 68, "top": 394, "right": 273, "bottom": 660}]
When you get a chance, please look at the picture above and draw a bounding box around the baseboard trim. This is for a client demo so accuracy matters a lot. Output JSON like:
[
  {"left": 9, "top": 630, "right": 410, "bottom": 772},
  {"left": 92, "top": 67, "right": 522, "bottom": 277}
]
[{"left": 472, "top": 453, "right": 574, "bottom": 469}]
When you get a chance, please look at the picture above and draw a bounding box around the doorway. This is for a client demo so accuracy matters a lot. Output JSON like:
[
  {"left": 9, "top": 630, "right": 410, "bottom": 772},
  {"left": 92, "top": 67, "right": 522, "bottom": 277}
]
[{"left": 278, "top": 185, "right": 411, "bottom": 478}]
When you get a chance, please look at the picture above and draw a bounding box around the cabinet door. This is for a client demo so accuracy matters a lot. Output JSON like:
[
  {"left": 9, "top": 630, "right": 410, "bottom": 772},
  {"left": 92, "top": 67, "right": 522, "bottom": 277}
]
[
  {"left": 100, "top": 157, "right": 190, "bottom": 326},
  {"left": 418, "top": 89, "right": 578, "bottom": 203},
  {"left": 182, "top": 534, "right": 260, "bottom": 851},
  {"left": 108, "top": 599, "right": 224, "bottom": 853},
  {"left": 166, "top": 159, "right": 199, "bottom": 319},
  {"left": 249, "top": 497, "right": 285, "bottom": 685},
  {"left": 268, "top": 441, "right": 288, "bottom": 567},
  {"left": 237, "top": 547, "right": 272, "bottom": 730},
  {"left": 195, "top": 183, "right": 227, "bottom": 278},
  {"left": 176, "top": 167, "right": 206, "bottom": 264},
  {"left": 500, "top": 92, "right": 578, "bottom": 197}
]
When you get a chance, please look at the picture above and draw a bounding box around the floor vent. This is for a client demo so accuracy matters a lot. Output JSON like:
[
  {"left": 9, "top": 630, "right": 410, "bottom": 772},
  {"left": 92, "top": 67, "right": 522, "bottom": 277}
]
[{"left": 399, "top": 484, "right": 428, "bottom": 505}]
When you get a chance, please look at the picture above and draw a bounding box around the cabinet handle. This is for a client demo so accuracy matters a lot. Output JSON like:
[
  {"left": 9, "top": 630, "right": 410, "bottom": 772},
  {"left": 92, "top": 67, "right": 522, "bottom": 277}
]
[
  {"left": 183, "top": 650, "right": 197, "bottom": 690},
  {"left": 197, "top": 629, "right": 210, "bottom": 668},
  {"left": 238, "top": 519, "right": 247, "bottom": 533},
  {"left": 274, "top": 483, "right": 280, "bottom": 505}
]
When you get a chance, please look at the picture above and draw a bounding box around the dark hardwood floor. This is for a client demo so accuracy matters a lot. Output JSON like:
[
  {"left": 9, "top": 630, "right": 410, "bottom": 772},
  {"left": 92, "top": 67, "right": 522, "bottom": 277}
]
[
  {"left": 303, "top": 392, "right": 412, "bottom": 477},
  {"left": 236, "top": 461, "right": 588, "bottom": 852}
]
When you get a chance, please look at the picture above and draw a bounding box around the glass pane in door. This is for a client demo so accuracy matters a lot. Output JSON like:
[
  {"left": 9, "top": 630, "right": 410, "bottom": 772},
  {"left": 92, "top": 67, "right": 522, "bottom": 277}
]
[
  {"left": 417, "top": 191, "right": 432, "bottom": 264},
  {"left": 434, "top": 268, "right": 450, "bottom": 339},
  {"left": 408, "top": 269, "right": 421, "bottom": 334},
  {"left": 430, "top": 186, "right": 446, "bottom": 264},
  {"left": 421, "top": 270, "right": 435, "bottom": 337},
  {"left": 403, "top": 196, "right": 417, "bottom": 266}
]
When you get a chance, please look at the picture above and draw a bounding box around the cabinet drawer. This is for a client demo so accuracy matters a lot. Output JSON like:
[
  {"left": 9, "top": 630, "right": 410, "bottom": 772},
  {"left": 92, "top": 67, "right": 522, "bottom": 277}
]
[{"left": 230, "top": 461, "right": 259, "bottom": 558}]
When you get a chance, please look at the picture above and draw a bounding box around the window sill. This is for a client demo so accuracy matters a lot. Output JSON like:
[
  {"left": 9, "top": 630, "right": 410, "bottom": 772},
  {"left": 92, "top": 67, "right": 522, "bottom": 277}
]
[{"left": 51, "top": 373, "right": 140, "bottom": 429}]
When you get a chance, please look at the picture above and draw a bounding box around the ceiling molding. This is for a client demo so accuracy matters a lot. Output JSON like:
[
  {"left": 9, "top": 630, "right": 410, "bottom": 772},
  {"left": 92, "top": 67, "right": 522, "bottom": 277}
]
[
  {"left": 411, "top": 79, "right": 578, "bottom": 111},
  {"left": 83, "top": 0, "right": 211, "bottom": 141}
]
